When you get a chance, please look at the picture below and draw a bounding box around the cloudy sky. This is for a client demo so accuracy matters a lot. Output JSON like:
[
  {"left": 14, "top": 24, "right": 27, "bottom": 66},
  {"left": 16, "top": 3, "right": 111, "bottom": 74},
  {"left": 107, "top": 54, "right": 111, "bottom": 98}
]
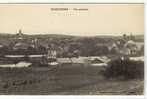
[{"left": 0, "top": 4, "right": 144, "bottom": 36}]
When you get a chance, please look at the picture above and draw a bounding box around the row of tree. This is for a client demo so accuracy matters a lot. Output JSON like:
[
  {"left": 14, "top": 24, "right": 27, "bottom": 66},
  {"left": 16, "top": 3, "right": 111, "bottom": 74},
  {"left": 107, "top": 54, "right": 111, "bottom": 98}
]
[{"left": 0, "top": 37, "right": 144, "bottom": 57}]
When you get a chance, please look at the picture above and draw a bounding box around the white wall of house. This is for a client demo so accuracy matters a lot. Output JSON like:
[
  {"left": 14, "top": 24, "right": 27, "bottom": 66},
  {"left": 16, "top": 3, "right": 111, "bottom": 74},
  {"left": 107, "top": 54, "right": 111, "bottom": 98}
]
[{"left": 47, "top": 50, "right": 57, "bottom": 58}]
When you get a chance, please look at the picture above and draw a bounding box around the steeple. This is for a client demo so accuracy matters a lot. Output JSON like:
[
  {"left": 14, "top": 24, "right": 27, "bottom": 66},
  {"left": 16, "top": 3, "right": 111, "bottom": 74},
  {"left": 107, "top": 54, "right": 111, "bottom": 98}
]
[
  {"left": 16, "top": 29, "right": 24, "bottom": 40},
  {"left": 19, "top": 29, "right": 22, "bottom": 34}
]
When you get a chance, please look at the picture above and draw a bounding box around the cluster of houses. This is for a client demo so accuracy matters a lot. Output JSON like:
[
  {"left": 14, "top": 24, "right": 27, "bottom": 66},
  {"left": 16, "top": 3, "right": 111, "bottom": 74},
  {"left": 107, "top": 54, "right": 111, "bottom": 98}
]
[
  {"left": 0, "top": 30, "right": 144, "bottom": 67},
  {"left": 109, "top": 34, "right": 144, "bottom": 56}
]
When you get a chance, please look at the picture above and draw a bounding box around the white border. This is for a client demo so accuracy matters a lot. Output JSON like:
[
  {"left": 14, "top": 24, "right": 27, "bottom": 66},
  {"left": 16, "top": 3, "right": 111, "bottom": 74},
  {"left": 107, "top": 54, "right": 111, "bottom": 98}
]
[
  {"left": 0, "top": 0, "right": 144, "bottom": 3},
  {"left": 0, "top": 0, "right": 145, "bottom": 99}
]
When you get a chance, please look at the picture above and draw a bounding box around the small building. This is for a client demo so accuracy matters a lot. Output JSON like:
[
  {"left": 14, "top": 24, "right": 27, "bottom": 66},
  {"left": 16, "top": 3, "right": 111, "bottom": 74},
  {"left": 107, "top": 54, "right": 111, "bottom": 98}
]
[
  {"left": 120, "top": 47, "right": 131, "bottom": 55},
  {"left": 120, "top": 40, "right": 144, "bottom": 55},
  {"left": 13, "top": 42, "right": 29, "bottom": 50},
  {"left": 47, "top": 50, "right": 57, "bottom": 59},
  {"left": 108, "top": 42, "right": 119, "bottom": 53},
  {"left": 46, "top": 44, "right": 57, "bottom": 64},
  {"left": 124, "top": 40, "right": 138, "bottom": 55}
]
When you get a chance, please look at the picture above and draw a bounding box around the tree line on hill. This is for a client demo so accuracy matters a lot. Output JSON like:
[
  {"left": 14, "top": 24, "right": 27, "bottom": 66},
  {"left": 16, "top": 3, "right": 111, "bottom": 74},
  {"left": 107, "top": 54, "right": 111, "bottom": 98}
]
[{"left": 0, "top": 34, "right": 144, "bottom": 57}]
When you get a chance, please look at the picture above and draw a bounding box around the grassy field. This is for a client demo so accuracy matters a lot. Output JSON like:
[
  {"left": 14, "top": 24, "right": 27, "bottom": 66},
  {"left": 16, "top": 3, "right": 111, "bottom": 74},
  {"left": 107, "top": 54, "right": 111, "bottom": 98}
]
[{"left": 0, "top": 64, "right": 143, "bottom": 95}]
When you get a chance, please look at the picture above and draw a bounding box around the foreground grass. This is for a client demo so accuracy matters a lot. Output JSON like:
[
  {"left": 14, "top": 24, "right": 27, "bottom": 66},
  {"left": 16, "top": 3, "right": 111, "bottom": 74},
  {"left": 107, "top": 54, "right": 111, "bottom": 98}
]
[{"left": 0, "top": 64, "right": 144, "bottom": 95}]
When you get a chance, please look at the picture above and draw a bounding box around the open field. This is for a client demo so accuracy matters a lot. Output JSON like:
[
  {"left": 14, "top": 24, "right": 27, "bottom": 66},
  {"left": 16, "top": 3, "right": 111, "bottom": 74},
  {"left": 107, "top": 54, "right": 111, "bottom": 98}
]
[{"left": 0, "top": 64, "right": 143, "bottom": 95}]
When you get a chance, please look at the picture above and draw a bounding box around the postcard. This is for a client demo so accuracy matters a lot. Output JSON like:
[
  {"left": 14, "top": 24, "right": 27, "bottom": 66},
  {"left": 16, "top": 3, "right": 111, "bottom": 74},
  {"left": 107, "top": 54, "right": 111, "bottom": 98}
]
[{"left": 0, "top": 3, "right": 144, "bottom": 95}]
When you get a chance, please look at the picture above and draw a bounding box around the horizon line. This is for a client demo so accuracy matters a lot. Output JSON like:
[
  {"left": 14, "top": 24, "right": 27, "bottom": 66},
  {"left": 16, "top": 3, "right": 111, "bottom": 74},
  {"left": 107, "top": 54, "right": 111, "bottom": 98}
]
[
  {"left": 0, "top": 32, "right": 144, "bottom": 37},
  {"left": 0, "top": 32, "right": 144, "bottom": 36}
]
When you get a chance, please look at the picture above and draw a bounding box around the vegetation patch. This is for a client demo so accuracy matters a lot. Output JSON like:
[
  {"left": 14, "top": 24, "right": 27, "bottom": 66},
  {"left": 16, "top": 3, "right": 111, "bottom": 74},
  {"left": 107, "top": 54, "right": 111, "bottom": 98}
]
[{"left": 103, "top": 58, "right": 144, "bottom": 79}]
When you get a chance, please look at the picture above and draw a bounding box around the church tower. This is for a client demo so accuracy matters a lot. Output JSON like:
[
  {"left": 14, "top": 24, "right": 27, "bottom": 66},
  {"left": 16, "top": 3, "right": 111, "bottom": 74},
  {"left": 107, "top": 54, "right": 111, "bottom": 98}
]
[{"left": 16, "top": 29, "right": 24, "bottom": 40}]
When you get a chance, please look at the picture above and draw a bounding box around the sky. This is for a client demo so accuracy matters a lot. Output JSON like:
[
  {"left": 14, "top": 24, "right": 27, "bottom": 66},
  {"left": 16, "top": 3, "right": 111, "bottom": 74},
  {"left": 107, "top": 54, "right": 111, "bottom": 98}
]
[{"left": 0, "top": 4, "right": 144, "bottom": 36}]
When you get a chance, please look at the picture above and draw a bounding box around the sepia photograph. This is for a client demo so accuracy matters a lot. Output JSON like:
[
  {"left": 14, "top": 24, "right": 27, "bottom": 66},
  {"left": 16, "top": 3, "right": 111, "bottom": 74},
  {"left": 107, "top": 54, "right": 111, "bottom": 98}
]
[{"left": 0, "top": 3, "right": 144, "bottom": 95}]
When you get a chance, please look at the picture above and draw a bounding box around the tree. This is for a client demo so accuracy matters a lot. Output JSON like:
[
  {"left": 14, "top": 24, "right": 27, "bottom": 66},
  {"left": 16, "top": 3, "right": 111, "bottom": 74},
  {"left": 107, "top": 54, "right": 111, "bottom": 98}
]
[
  {"left": 103, "top": 58, "right": 144, "bottom": 79},
  {"left": 37, "top": 45, "right": 47, "bottom": 54},
  {"left": 0, "top": 45, "right": 8, "bottom": 55},
  {"left": 110, "top": 47, "right": 118, "bottom": 54},
  {"left": 27, "top": 46, "right": 35, "bottom": 54},
  {"left": 93, "top": 45, "right": 109, "bottom": 56}
]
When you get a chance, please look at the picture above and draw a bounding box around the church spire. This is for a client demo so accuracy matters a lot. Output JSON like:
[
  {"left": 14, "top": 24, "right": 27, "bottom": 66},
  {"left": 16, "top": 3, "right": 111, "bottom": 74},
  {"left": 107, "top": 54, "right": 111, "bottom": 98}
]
[
  {"left": 16, "top": 29, "right": 24, "bottom": 40},
  {"left": 18, "top": 29, "right": 22, "bottom": 34}
]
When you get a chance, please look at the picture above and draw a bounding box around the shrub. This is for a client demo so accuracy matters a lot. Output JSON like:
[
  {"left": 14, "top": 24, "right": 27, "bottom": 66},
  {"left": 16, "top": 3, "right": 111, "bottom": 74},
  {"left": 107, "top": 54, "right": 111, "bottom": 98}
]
[{"left": 104, "top": 57, "right": 144, "bottom": 79}]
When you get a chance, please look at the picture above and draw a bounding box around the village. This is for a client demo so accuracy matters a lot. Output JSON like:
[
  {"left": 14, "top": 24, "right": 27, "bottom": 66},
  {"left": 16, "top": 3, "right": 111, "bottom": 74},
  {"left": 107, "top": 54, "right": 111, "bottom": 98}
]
[
  {"left": 0, "top": 29, "right": 144, "bottom": 68},
  {"left": 0, "top": 29, "right": 144, "bottom": 95},
  {"left": 0, "top": 30, "right": 144, "bottom": 95}
]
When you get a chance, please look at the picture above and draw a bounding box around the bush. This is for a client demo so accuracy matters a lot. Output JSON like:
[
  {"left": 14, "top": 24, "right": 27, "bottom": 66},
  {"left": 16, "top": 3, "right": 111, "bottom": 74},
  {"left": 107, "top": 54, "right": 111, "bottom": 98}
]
[{"left": 104, "top": 58, "right": 144, "bottom": 79}]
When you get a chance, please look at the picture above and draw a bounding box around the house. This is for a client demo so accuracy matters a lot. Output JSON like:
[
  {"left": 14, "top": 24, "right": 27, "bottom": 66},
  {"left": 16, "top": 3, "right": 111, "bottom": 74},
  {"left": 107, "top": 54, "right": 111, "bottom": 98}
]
[
  {"left": 119, "top": 39, "right": 144, "bottom": 55},
  {"left": 135, "top": 42, "right": 144, "bottom": 51},
  {"left": 124, "top": 40, "right": 138, "bottom": 55},
  {"left": 12, "top": 29, "right": 30, "bottom": 50},
  {"left": 28, "top": 55, "right": 47, "bottom": 64},
  {"left": 108, "top": 42, "right": 119, "bottom": 53},
  {"left": 47, "top": 49, "right": 57, "bottom": 59},
  {"left": 90, "top": 56, "right": 110, "bottom": 63},
  {"left": 46, "top": 44, "right": 58, "bottom": 64},
  {"left": 57, "top": 57, "right": 87, "bottom": 64},
  {"left": 109, "top": 34, "right": 144, "bottom": 56},
  {"left": 120, "top": 47, "right": 131, "bottom": 55},
  {"left": 13, "top": 42, "right": 30, "bottom": 50}
]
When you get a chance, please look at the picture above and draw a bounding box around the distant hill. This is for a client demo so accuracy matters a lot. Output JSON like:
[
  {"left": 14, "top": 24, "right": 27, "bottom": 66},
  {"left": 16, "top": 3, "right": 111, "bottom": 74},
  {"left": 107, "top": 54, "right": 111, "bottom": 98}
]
[
  {"left": 134, "top": 35, "right": 144, "bottom": 42},
  {"left": 0, "top": 33, "right": 144, "bottom": 46}
]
